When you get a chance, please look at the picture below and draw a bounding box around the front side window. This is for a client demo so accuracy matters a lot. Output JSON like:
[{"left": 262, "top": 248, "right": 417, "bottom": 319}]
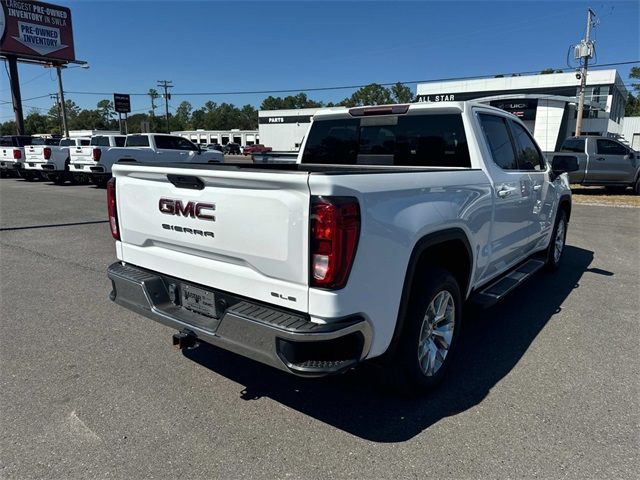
[
  {"left": 478, "top": 114, "right": 518, "bottom": 170},
  {"left": 510, "top": 121, "right": 544, "bottom": 171},
  {"left": 596, "top": 139, "right": 627, "bottom": 155}
]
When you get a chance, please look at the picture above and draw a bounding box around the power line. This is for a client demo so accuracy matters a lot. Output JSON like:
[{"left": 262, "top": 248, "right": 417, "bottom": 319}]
[{"left": 59, "top": 60, "right": 639, "bottom": 98}]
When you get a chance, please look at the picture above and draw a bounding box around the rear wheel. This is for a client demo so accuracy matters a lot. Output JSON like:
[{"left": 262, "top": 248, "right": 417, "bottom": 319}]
[
  {"left": 634, "top": 178, "right": 640, "bottom": 196},
  {"left": 545, "top": 209, "right": 568, "bottom": 271},
  {"left": 393, "top": 267, "right": 462, "bottom": 392},
  {"left": 92, "top": 176, "right": 109, "bottom": 188},
  {"left": 21, "top": 171, "right": 36, "bottom": 181}
]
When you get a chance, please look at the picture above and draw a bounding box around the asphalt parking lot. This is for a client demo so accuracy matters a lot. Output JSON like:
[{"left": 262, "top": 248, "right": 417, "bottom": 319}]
[{"left": 1, "top": 176, "right": 638, "bottom": 479}]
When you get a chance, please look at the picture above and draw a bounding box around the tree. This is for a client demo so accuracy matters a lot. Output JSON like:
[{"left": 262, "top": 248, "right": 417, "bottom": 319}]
[
  {"left": 625, "top": 67, "right": 640, "bottom": 116},
  {"left": 0, "top": 121, "right": 17, "bottom": 135},
  {"left": 260, "top": 93, "right": 323, "bottom": 110},
  {"left": 540, "top": 68, "right": 563, "bottom": 74},
  {"left": 340, "top": 83, "right": 393, "bottom": 107},
  {"left": 172, "top": 101, "right": 192, "bottom": 130},
  {"left": 24, "top": 110, "right": 50, "bottom": 134},
  {"left": 148, "top": 89, "right": 160, "bottom": 116},
  {"left": 96, "top": 99, "right": 115, "bottom": 126},
  {"left": 390, "top": 82, "right": 414, "bottom": 103}
]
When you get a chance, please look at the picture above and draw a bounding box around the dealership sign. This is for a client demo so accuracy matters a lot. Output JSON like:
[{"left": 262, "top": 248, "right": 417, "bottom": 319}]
[
  {"left": 113, "top": 93, "right": 131, "bottom": 114},
  {"left": 0, "top": 0, "right": 75, "bottom": 62},
  {"left": 489, "top": 99, "right": 538, "bottom": 120}
]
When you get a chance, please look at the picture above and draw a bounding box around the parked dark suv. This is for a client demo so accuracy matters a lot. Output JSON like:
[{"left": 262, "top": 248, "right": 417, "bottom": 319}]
[{"left": 223, "top": 143, "right": 241, "bottom": 155}]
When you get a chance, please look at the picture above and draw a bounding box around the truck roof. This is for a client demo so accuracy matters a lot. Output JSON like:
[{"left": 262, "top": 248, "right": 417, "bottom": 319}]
[{"left": 312, "top": 101, "right": 515, "bottom": 120}]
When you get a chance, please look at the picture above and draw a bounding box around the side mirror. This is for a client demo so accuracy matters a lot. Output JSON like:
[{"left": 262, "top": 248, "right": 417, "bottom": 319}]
[{"left": 551, "top": 155, "right": 579, "bottom": 174}]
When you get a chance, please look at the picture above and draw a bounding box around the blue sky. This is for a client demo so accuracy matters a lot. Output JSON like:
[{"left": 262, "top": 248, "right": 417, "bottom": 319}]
[{"left": 1, "top": 0, "right": 638, "bottom": 121}]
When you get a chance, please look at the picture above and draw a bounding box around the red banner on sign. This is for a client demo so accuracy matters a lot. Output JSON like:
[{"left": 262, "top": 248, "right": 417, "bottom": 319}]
[{"left": 0, "top": 0, "right": 76, "bottom": 62}]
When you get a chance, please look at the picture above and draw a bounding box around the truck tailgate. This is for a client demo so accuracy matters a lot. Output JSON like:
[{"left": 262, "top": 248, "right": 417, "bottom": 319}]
[
  {"left": 113, "top": 164, "right": 311, "bottom": 312},
  {"left": 25, "top": 145, "right": 45, "bottom": 162},
  {"left": 70, "top": 145, "right": 93, "bottom": 164}
]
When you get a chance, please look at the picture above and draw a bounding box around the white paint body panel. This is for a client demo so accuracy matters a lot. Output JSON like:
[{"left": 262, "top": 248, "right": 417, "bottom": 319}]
[{"left": 112, "top": 102, "right": 571, "bottom": 359}]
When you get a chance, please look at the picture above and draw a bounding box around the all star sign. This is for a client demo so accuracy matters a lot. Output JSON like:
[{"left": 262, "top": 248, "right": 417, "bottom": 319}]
[{"left": 0, "top": 0, "right": 75, "bottom": 62}]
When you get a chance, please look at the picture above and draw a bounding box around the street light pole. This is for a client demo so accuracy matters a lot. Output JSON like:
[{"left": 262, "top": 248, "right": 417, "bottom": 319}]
[{"left": 55, "top": 64, "right": 69, "bottom": 138}]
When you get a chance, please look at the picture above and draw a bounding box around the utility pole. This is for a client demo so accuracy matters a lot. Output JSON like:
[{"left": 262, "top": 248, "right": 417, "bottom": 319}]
[
  {"left": 157, "top": 80, "right": 173, "bottom": 133},
  {"left": 50, "top": 93, "right": 62, "bottom": 133},
  {"left": 55, "top": 64, "right": 70, "bottom": 138},
  {"left": 575, "top": 8, "right": 596, "bottom": 137}
]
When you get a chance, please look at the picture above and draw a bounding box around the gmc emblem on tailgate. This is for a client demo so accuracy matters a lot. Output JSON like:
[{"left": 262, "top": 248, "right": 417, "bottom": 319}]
[{"left": 159, "top": 198, "right": 216, "bottom": 221}]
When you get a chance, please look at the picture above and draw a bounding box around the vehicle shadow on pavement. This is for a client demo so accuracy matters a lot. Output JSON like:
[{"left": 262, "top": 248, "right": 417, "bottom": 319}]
[{"left": 183, "top": 245, "right": 596, "bottom": 442}]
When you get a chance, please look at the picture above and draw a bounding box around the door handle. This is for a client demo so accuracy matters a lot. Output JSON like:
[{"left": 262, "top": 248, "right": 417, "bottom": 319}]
[
  {"left": 533, "top": 184, "right": 542, "bottom": 191},
  {"left": 497, "top": 186, "right": 516, "bottom": 198},
  {"left": 596, "top": 157, "right": 605, "bottom": 161}
]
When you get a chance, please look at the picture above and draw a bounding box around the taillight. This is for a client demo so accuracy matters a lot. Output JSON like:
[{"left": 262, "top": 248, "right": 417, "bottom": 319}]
[
  {"left": 43, "top": 147, "right": 52, "bottom": 160},
  {"left": 13, "top": 149, "right": 21, "bottom": 160},
  {"left": 92, "top": 148, "right": 101, "bottom": 162},
  {"left": 107, "top": 178, "right": 120, "bottom": 240},
  {"left": 310, "top": 196, "right": 360, "bottom": 289}
]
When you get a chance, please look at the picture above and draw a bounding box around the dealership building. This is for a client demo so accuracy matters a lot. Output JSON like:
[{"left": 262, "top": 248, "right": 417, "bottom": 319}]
[
  {"left": 258, "top": 69, "right": 635, "bottom": 153},
  {"left": 258, "top": 108, "right": 321, "bottom": 151},
  {"left": 416, "top": 69, "right": 629, "bottom": 151},
  {"left": 172, "top": 129, "right": 259, "bottom": 146}
]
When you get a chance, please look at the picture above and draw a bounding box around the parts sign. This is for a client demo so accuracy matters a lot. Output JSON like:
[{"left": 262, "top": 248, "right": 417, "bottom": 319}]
[{"left": 0, "top": 0, "right": 75, "bottom": 62}]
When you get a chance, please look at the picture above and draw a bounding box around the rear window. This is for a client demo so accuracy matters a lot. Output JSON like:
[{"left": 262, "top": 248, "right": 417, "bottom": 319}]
[
  {"left": 0, "top": 136, "right": 33, "bottom": 147},
  {"left": 114, "top": 136, "right": 126, "bottom": 147},
  {"left": 59, "top": 139, "right": 75, "bottom": 146},
  {"left": 560, "top": 138, "right": 585, "bottom": 153},
  {"left": 91, "top": 136, "right": 110, "bottom": 147},
  {"left": 301, "top": 113, "right": 470, "bottom": 167},
  {"left": 30, "top": 138, "right": 59, "bottom": 146},
  {"left": 126, "top": 135, "right": 150, "bottom": 147}
]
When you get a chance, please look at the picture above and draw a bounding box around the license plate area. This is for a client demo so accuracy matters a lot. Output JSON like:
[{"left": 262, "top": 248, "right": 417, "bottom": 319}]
[{"left": 180, "top": 283, "right": 218, "bottom": 319}]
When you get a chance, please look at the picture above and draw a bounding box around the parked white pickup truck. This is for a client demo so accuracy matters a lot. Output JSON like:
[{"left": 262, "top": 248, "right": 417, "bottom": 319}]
[
  {"left": 80, "top": 134, "right": 224, "bottom": 187},
  {"left": 0, "top": 135, "right": 33, "bottom": 178},
  {"left": 107, "top": 102, "right": 577, "bottom": 391},
  {"left": 23, "top": 137, "right": 91, "bottom": 184},
  {"left": 69, "top": 134, "right": 126, "bottom": 187}
]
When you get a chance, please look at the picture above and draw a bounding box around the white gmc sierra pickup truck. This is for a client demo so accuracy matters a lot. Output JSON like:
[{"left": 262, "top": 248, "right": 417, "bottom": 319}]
[
  {"left": 23, "top": 137, "right": 91, "bottom": 184},
  {"left": 107, "top": 102, "right": 578, "bottom": 391},
  {"left": 72, "top": 133, "right": 224, "bottom": 187}
]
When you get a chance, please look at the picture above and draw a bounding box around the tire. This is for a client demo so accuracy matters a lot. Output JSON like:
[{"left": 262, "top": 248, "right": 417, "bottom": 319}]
[
  {"left": 92, "top": 176, "right": 109, "bottom": 188},
  {"left": 393, "top": 267, "right": 462, "bottom": 393},
  {"left": 53, "top": 172, "right": 67, "bottom": 185},
  {"left": 634, "top": 178, "right": 640, "bottom": 196},
  {"left": 21, "top": 171, "right": 35, "bottom": 182},
  {"left": 545, "top": 209, "right": 568, "bottom": 271}
]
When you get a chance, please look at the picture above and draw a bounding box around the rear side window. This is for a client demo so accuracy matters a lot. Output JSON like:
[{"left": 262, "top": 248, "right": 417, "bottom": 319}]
[
  {"left": 302, "top": 114, "right": 470, "bottom": 167},
  {"left": 510, "top": 121, "right": 544, "bottom": 171},
  {"left": 478, "top": 114, "right": 518, "bottom": 170},
  {"left": 560, "top": 138, "right": 585, "bottom": 153},
  {"left": 126, "top": 135, "right": 150, "bottom": 147},
  {"left": 596, "top": 139, "right": 627, "bottom": 155},
  {"left": 114, "top": 136, "right": 126, "bottom": 147},
  {"left": 0, "top": 137, "right": 12, "bottom": 147},
  {"left": 91, "top": 136, "right": 110, "bottom": 147}
]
